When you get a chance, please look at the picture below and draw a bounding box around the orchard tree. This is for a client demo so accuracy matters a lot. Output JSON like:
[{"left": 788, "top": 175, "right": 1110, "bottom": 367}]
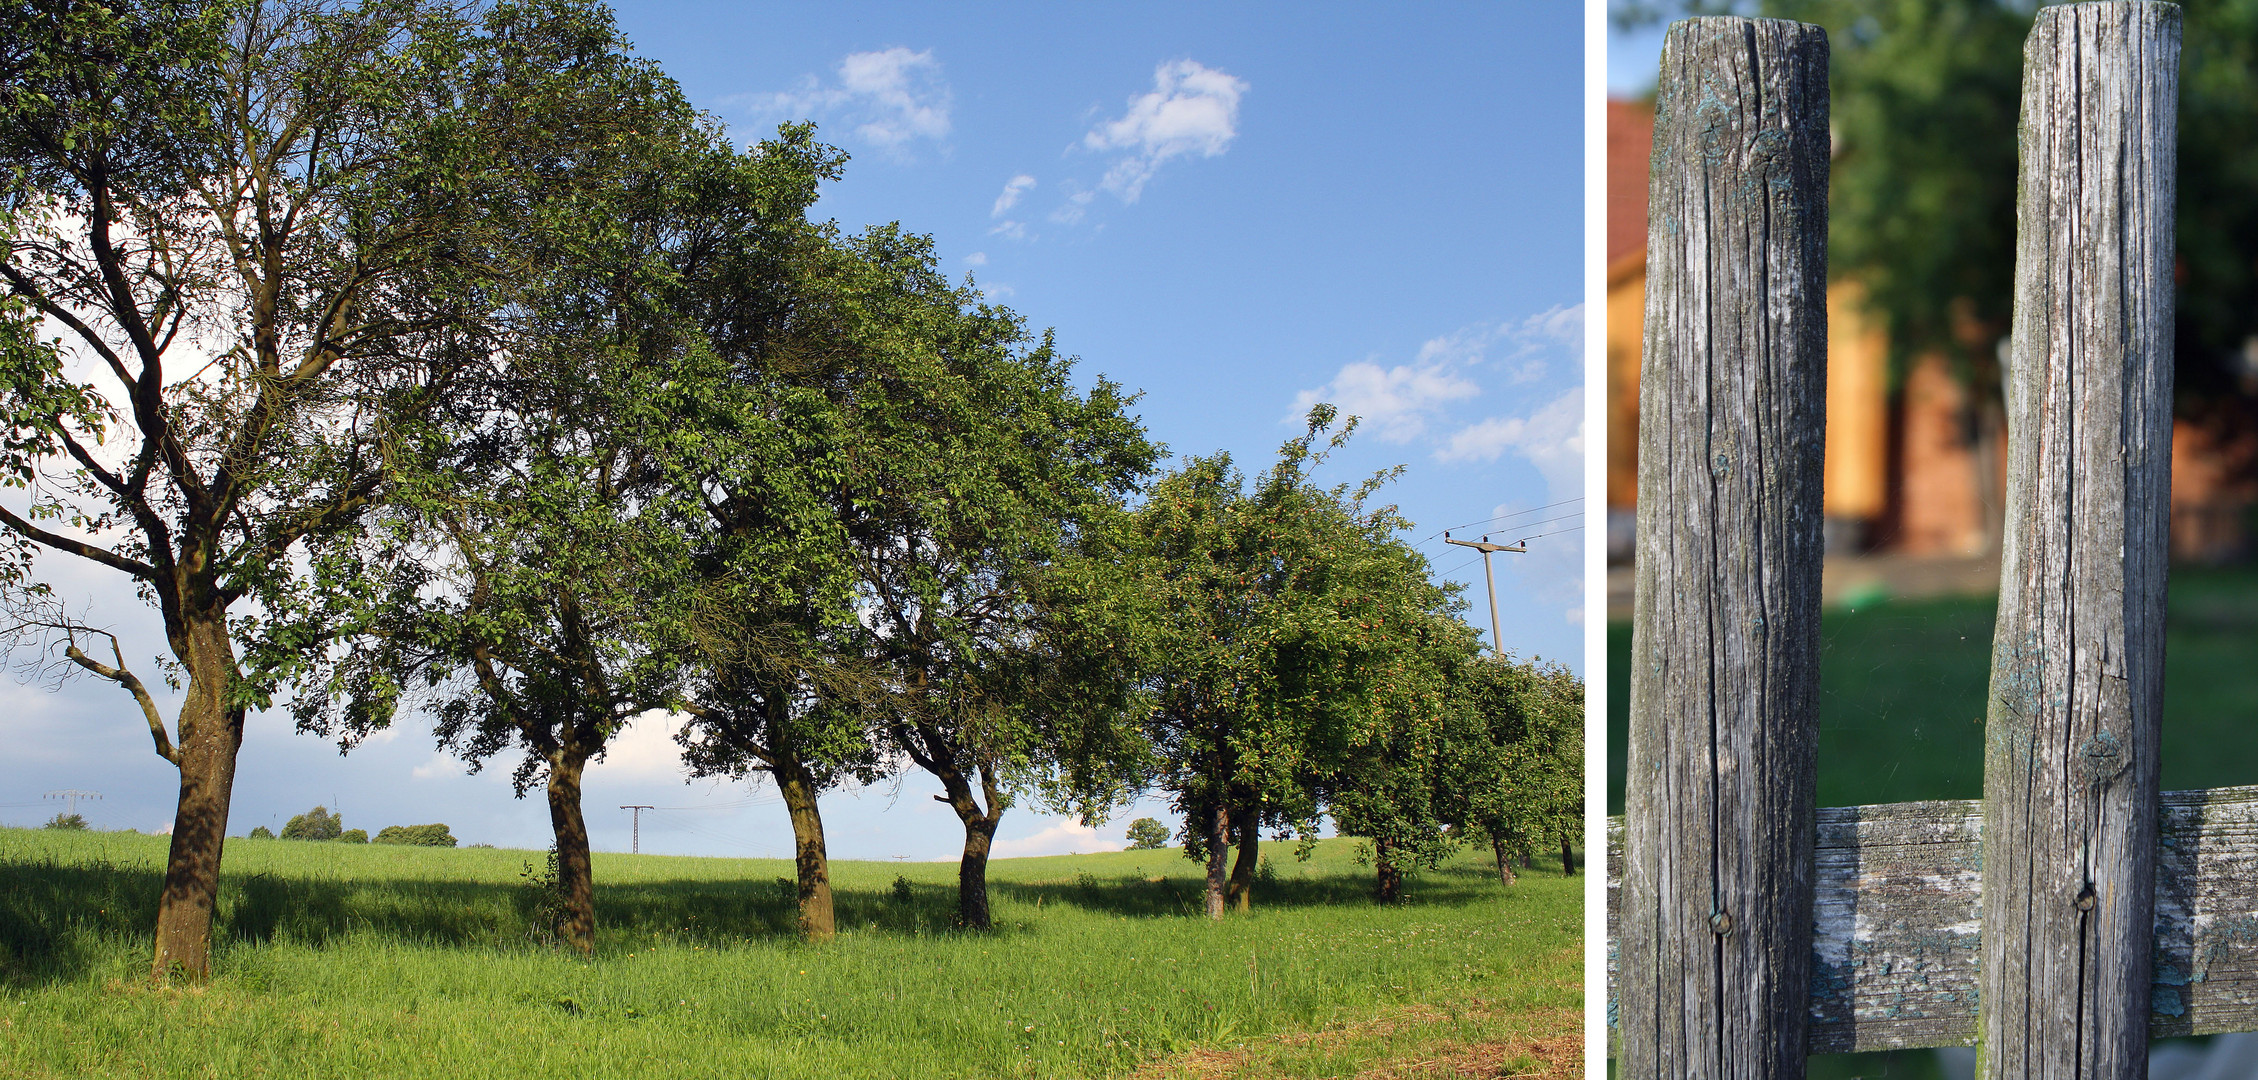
[
  {"left": 292, "top": 114, "right": 845, "bottom": 951},
  {"left": 669, "top": 224, "right": 966, "bottom": 944},
  {"left": 299, "top": 311, "right": 714, "bottom": 954},
  {"left": 843, "top": 300, "right": 1156, "bottom": 930},
  {"left": 1124, "top": 817, "right": 1170, "bottom": 850},
  {"left": 0, "top": 0, "right": 681, "bottom": 981},
  {"left": 671, "top": 218, "right": 1157, "bottom": 937},
  {"left": 1325, "top": 610, "right": 1482, "bottom": 904},
  {"left": 1128, "top": 408, "right": 1462, "bottom": 917},
  {"left": 1437, "top": 653, "right": 1585, "bottom": 886}
]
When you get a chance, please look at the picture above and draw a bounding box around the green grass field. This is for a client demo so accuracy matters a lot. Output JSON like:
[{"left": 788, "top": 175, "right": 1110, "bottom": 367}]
[
  {"left": 0, "top": 830, "right": 1579, "bottom": 1080},
  {"left": 1606, "top": 565, "right": 2258, "bottom": 815},
  {"left": 1605, "top": 565, "right": 2258, "bottom": 1079}
]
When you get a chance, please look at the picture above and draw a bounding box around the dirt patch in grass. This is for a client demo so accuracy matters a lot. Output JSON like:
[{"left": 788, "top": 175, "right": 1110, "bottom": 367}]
[
  {"left": 1351, "top": 1016, "right": 1580, "bottom": 1079},
  {"left": 1131, "top": 997, "right": 1580, "bottom": 1079}
]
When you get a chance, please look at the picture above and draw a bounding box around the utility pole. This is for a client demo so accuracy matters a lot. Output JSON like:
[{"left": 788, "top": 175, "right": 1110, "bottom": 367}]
[
  {"left": 620, "top": 805, "right": 654, "bottom": 854},
  {"left": 1443, "top": 532, "right": 1525, "bottom": 658},
  {"left": 44, "top": 789, "right": 101, "bottom": 821}
]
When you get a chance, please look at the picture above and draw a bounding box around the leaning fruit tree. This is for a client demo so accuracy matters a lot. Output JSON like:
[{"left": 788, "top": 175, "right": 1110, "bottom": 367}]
[{"left": 0, "top": 0, "right": 704, "bottom": 981}]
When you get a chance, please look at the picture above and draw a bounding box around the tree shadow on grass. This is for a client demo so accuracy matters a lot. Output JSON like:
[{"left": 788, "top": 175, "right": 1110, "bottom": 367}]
[
  {"left": 0, "top": 850, "right": 1576, "bottom": 986},
  {"left": 0, "top": 859, "right": 1014, "bottom": 984},
  {"left": 984, "top": 855, "right": 1572, "bottom": 919}
]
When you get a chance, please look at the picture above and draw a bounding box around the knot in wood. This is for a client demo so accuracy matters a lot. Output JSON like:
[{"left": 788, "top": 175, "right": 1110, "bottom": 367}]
[
  {"left": 2079, "top": 729, "right": 2129, "bottom": 786},
  {"left": 2075, "top": 883, "right": 2096, "bottom": 913},
  {"left": 1710, "top": 909, "right": 1734, "bottom": 935}
]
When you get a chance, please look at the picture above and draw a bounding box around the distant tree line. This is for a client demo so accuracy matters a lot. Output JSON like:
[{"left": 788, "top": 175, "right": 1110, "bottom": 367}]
[
  {"left": 250, "top": 806, "right": 453, "bottom": 847},
  {"left": 0, "top": 0, "right": 1582, "bottom": 979}
]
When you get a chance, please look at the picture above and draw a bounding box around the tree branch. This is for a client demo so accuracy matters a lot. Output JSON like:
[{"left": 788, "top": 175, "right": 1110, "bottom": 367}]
[
  {"left": 0, "top": 260, "right": 140, "bottom": 394},
  {"left": 65, "top": 637, "right": 178, "bottom": 766},
  {"left": 0, "top": 503, "right": 157, "bottom": 579}
]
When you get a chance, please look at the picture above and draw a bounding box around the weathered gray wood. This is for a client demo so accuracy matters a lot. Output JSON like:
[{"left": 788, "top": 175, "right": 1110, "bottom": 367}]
[
  {"left": 1622, "top": 17, "right": 1829, "bottom": 1079},
  {"left": 1608, "top": 788, "right": 2258, "bottom": 1054},
  {"left": 1985, "top": 5, "right": 2179, "bottom": 1077}
]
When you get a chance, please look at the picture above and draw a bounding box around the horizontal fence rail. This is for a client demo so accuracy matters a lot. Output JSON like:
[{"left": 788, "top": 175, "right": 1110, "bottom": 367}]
[{"left": 1607, "top": 784, "right": 2258, "bottom": 1054}]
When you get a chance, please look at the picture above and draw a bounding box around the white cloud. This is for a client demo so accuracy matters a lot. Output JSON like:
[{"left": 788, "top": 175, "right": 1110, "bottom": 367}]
[
  {"left": 1436, "top": 385, "right": 1585, "bottom": 498},
  {"left": 1415, "top": 303, "right": 1585, "bottom": 384},
  {"left": 410, "top": 754, "right": 465, "bottom": 781},
  {"left": 1290, "top": 362, "right": 1480, "bottom": 443},
  {"left": 989, "top": 220, "right": 1029, "bottom": 241},
  {"left": 963, "top": 251, "right": 987, "bottom": 267},
  {"left": 587, "top": 710, "right": 690, "bottom": 782},
  {"left": 739, "top": 47, "right": 951, "bottom": 155},
  {"left": 992, "top": 816, "right": 1124, "bottom": 858},
  {"left": 1486, "top": 501, "right": 1584, "bottom": 636},
  {"left": 1084, "top": 59, "right": 1247, "bottom": 202},
  {"left": 1527, "top": 303, "right": 1584, "bottom": 343},
  {"left": 991, "top": 174, "right": 1035, "bottom": 216},
  {"left": 1048, "top": 189, "right": 1096, "bottom": 225}
]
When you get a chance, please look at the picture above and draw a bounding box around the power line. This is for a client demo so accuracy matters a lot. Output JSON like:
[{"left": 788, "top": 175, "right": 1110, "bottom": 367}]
[
  {"left": 1439, "top": 522, "right": 1586, "bottom": 577},
  {"left": 661, "top": 817, "right": 787, "bottom": 860},
  {"left": 1422, "top": 497, "right": 1584, "bottom": 542},
  {"left": 44, "top": 790, "right": 101, "bottom": 819},
  {"left": 645, "top": 794, "right": 781, "bottom": 812},
  {"left": 1441, "top": 553, "right": 1485, "bottom": 577},
  {"left": 1428, "top": 512, "right": 1581, "bottom": 544}
]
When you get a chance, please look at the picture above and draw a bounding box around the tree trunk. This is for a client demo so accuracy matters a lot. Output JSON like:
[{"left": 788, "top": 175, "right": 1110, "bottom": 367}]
[
  {"left": 545, "top": 748, "right": 595, "bottom": 954},
  {"left": 1559, "top": 831, "right": 1575, "bottom": 876},
  {"left": 957, "top": 816, "right": 997, "bottom": 930},
  {"left": 1622, "top": 18, "right": 1831, "bottom": 1080},
  {"left": 1202, "top": 802, "right": 1230, "bottom": 920},
  {"left": 1493, "top": 835, "right": 1516, "bottom": 887},
  {"left": 1226, "top": 811, "right": 1258, "bottom": 912},
  {"left": 1374, "top": 835, "right": 1402, "bottom": 904},
  {"left": 776, "top": 762, "right": 834, "bottom": 942},
  {"left": 150, "top": 610, "right": 245, "bottom": 983},
  {"left": 1980, "top": 8, "right": 2178, "bottom": 1078},
  {"left": 929, "top": 754, "right": 1006, "bottom": 930}
]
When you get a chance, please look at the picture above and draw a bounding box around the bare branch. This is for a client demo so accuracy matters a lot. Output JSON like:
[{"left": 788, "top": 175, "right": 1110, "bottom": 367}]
[
  {"left": 65, "top": 639, "right": 178, "bottom": 765},
  {"left": 0, "top": 588, "right": 178, "bottom": 765}
]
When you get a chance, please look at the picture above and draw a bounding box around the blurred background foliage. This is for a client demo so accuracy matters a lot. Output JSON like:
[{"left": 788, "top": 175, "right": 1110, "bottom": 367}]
[{"left": 1618, "top": 0, "right": 2258, "bottom": 430}]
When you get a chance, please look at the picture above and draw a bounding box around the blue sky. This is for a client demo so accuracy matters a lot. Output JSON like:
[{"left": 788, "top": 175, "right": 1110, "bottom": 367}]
[
  {"left": 1607, "top": 15, "right": 1669, "bottom": 96},
  {"left": 3, "top": 2, "right": 1584, "bottom": 862}
]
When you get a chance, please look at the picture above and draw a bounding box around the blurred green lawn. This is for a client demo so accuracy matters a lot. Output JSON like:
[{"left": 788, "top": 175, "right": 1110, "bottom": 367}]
[
  {"left": 1605, "top": 565, "right": 2258, "bottom": 1080},
  {"left": 1606, "top": 564, "right": 2258, "bottom": 815}
]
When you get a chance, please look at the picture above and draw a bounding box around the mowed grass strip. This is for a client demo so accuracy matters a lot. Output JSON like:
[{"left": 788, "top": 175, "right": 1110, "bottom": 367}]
[{"left": 0, "top": 830, "right": 1578, "bottom": 1079}]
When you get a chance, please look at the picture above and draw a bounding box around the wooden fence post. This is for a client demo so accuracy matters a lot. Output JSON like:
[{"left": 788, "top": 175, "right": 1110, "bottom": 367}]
[
  {"left": 1621, "top": 17, "right": 1829, "bottom": 1078},
  {"left": 1982, "top": 4, "right": 2180, "bottom": 1077}
]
